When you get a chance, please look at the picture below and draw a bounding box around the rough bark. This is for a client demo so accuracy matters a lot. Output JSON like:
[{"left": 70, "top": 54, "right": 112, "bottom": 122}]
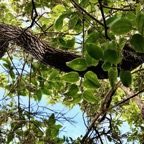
[{"left": 0, "top": 23, "right": 144, "bottom": 79}]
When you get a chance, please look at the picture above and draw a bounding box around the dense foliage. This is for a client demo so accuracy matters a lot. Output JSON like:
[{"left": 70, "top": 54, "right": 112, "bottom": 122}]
[{"left": 0, "top": 0, "right": 144, "bottom": 143}]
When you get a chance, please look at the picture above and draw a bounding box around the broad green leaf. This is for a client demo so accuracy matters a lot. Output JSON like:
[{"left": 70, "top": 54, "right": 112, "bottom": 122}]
[
  {"left": 49, "top": 69, "right": 59, "bottom": 80},
  {"left": 80, "top": 0, "right": 89, "bottom": 8},
  {"left": 83, "top": 90, "right": 97, "bottom": 103},
  {"left": 42, "top": 87, "right": 51, "bottom": 95},
  {"left": 36, "top": 89, "right": 43, "bottom": 101},
  {"left": 50, "top": 127, "right": 60, "bottom": 138},
  {"left": 52, "top": 4, "right": 66, "bottom": 14},
  {"left": 10, "top": 70, "right": 15, "bottom": 79},
  {"left": 85, "top": 32, "right": 99, "bottom": 43},
  {"left": 106, "top": 15, "right": 121, "bottom": 27},
  {"left": 66, "top": 58, "right": 87, "bottom": 71},
  {"left": 120, "top": 71, "right": 132, "bottom": 87},
  {"left": 83, "top": 79, "right": 99, "bottom": 89},
  {"left": 83, "top": 71, "right": 101, "bottom": 88},
  {"left": 104, "top": 49, "right": 122, "bottom": 64},
  {"left": 59, "top": 35, "right": 75, "bottom": 48},
  {"left": 136, "top": 12, "right": 144, "bottom": 34},
  {"left": 65, "top": 36, "right": 75, "bottom": 48},
  {"left": 54, "top": 15, "right": 64, "bottom": 31},
  {"left": 111, "top": 19, "right": 132, "bottom": 35},
  {"left": 89, "top": 0, "right": 98, "bottom": 3},
  {"left": 59, "top": 37, "right": 66, "bottom": 46},
  {"left": 108, "top": 67, "right": 118, "bottom": 88},
  {"left": 85, "top": 52, "right": 98, "bottom": 67},
  {"left": 1, "top": 58, "right": 11, "bottom": 66},
  {"left": 62, "top": 72, "right": 79, "bottom": 82},
  {"left": 69, "top": 13, "right": 78, "bottom": 29},
  {"left": 102, "top": 62, "right": 111, "bottom": 71},
  {"left": 71, "top": 94, "right": 82, "bottom": 104},
  {"left": 86, "top": 43, "right": 103, "bottom": 60},
  {"left": 3, "top": 63, "right": 10, "bottom": 69},
  {"left": 74, "top": 19, "right": 82, "bottom": 33},
  {"left": 85, "top": 71, "right": 100, "bottom": 87},
  {"left": 48, "top": 114, "right": 56, "bottom": 125},
  {"left": 130, "top": 34, "right": 144, "bottom": 52},
  {"left": 65, "top": 84, "right": 79, "bottom": 96}
]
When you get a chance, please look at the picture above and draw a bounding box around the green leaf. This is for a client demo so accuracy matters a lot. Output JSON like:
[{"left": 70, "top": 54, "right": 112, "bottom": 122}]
[
  {"left": 66, "top": 58, "right": 87, "bottom": 71},
  {"left": 83, "top": 79, "right": 99, "bottom": 89},
  {"left": 54, "top": 15, "right": 64, "bottom": 31},
  {"left": 69, "top": 13, "right": 78, "bottom": 29},
  {"left": 36, "top": 89, "right": 43, "bottom": 101},
  {"left": 80, "top": 0, "right": 89, "bottom": 8},
  {"left": 120, "top": 71, "right": 132, "bottom": 87},
  {"left": 6, "top": 132, "right": 14, "bottom": 144},
  {"left": 85, "top": 52, "right": 98, "bottom": 66},
  {"left": 108, "top": 67, "right": 118, "bottom": 88},
  {"left": 65, "top": 36, "right": 75, "bottom": 48},
  {"left": 84, "top": 71, "right": 101, "bottom": 88},
  {"left": 85, "top": 32, "right": 99, "bottom": 43},
  {"left": 130, "top": 34, "right": 144, "bottom": 52},
  {"left": 1, "top": 58, "right": 11, "bottom": 66},
  {"left": 83, "top": 90, "right": 97, "bottom": 103},
  {"left": 10, "top": 70, "right": 15, "bottom": 79},
  {"left": 62, "top": 72, "right": 79, "bottom": 82},
  {"left": 136, "top": 12, "right": 144, "bottom": 34},
  {"left": 52, "top": 4, "right": 66, "bottom": 14},
  {"left": 106, "top": 15, "right": 121, "bottom": 27},
  {"left": 42, "top": 87, "right": 51, "bottom": 95},
  {"left": 71, "top": 94, "right": 82, "bottom": 104},
  {"left": 86, "top": 43, "right": 103, "bottom": 60},
  {"left": 104, "top": 49, "right": 122, "bottom": 64},
  {"left": 49, "top": 69, "right": 59, "bottom": 80},
  {"left": 50, "top": 127, "right": 59, "bottom": 138},
  {"left": 65, "top": 84, "right": 79, "bottom": 96},
  {"left": 102, "top": 62, "right": 111, "bottom": 71},
  {"left": 111, "top": 19, "right": 132, "bottom": 35},
  {"left": 59, "top": 37, "right": 66, "bottom": 46},
  {"left": 48, "top": 114, "right": 56, "bottom": 125},
  {"left": 89, "top": 0, "right": 98, "bottom": 3}
]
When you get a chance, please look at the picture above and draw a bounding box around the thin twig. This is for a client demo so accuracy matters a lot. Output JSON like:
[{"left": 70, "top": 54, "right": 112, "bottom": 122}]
[
  {"left": 98, "top": 0, "right": 110, "bottom": 40},
  {"left": 111, "top": 88, "right": 144, "bottom": 110},
  {"left": 70, "top": 0, "right": 105, "bottom": 27},
  {"left": 102, "top": 5, "right": 135, "bottom": 11},
  {"left": 81, "top": 82, "right": 120, "bottom": 143}
]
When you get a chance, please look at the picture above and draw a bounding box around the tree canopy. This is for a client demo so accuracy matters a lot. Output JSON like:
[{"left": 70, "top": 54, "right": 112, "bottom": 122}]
[{"left": 0, "top": 0, "right": 144, "bottom": 143}]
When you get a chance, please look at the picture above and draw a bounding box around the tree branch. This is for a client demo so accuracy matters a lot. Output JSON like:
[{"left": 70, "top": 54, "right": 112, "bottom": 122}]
[
  {"left": 120, "top": 85, "right": 144, "bottom": 119},
  {"left": 0, "top": 24, "right": 144, "bottom": 79}
]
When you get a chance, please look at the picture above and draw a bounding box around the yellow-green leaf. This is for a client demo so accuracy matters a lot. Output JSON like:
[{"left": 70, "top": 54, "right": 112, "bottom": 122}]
[
  {"left": 83, "top": 90, "right": 97, "bottom": 103},
  {"left": 85, "top": 71, "right": 100, "bottom": 87},
  {"left": 66, "top": 58, "right": 87, "bottom": 71},
  {"left": 62, "top": 72, "right": 79, "bottom": 82}
]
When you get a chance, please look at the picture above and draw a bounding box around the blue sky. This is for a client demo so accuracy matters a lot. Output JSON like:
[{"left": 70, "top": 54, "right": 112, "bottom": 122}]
[{"left": 22, "top": 96, "right": 86, "bottom": 139}]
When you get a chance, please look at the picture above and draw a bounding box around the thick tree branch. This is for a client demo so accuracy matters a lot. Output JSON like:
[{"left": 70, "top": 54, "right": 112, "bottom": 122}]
[{"left": 0, "top": 24, "right": 144, "bottom": 79}]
